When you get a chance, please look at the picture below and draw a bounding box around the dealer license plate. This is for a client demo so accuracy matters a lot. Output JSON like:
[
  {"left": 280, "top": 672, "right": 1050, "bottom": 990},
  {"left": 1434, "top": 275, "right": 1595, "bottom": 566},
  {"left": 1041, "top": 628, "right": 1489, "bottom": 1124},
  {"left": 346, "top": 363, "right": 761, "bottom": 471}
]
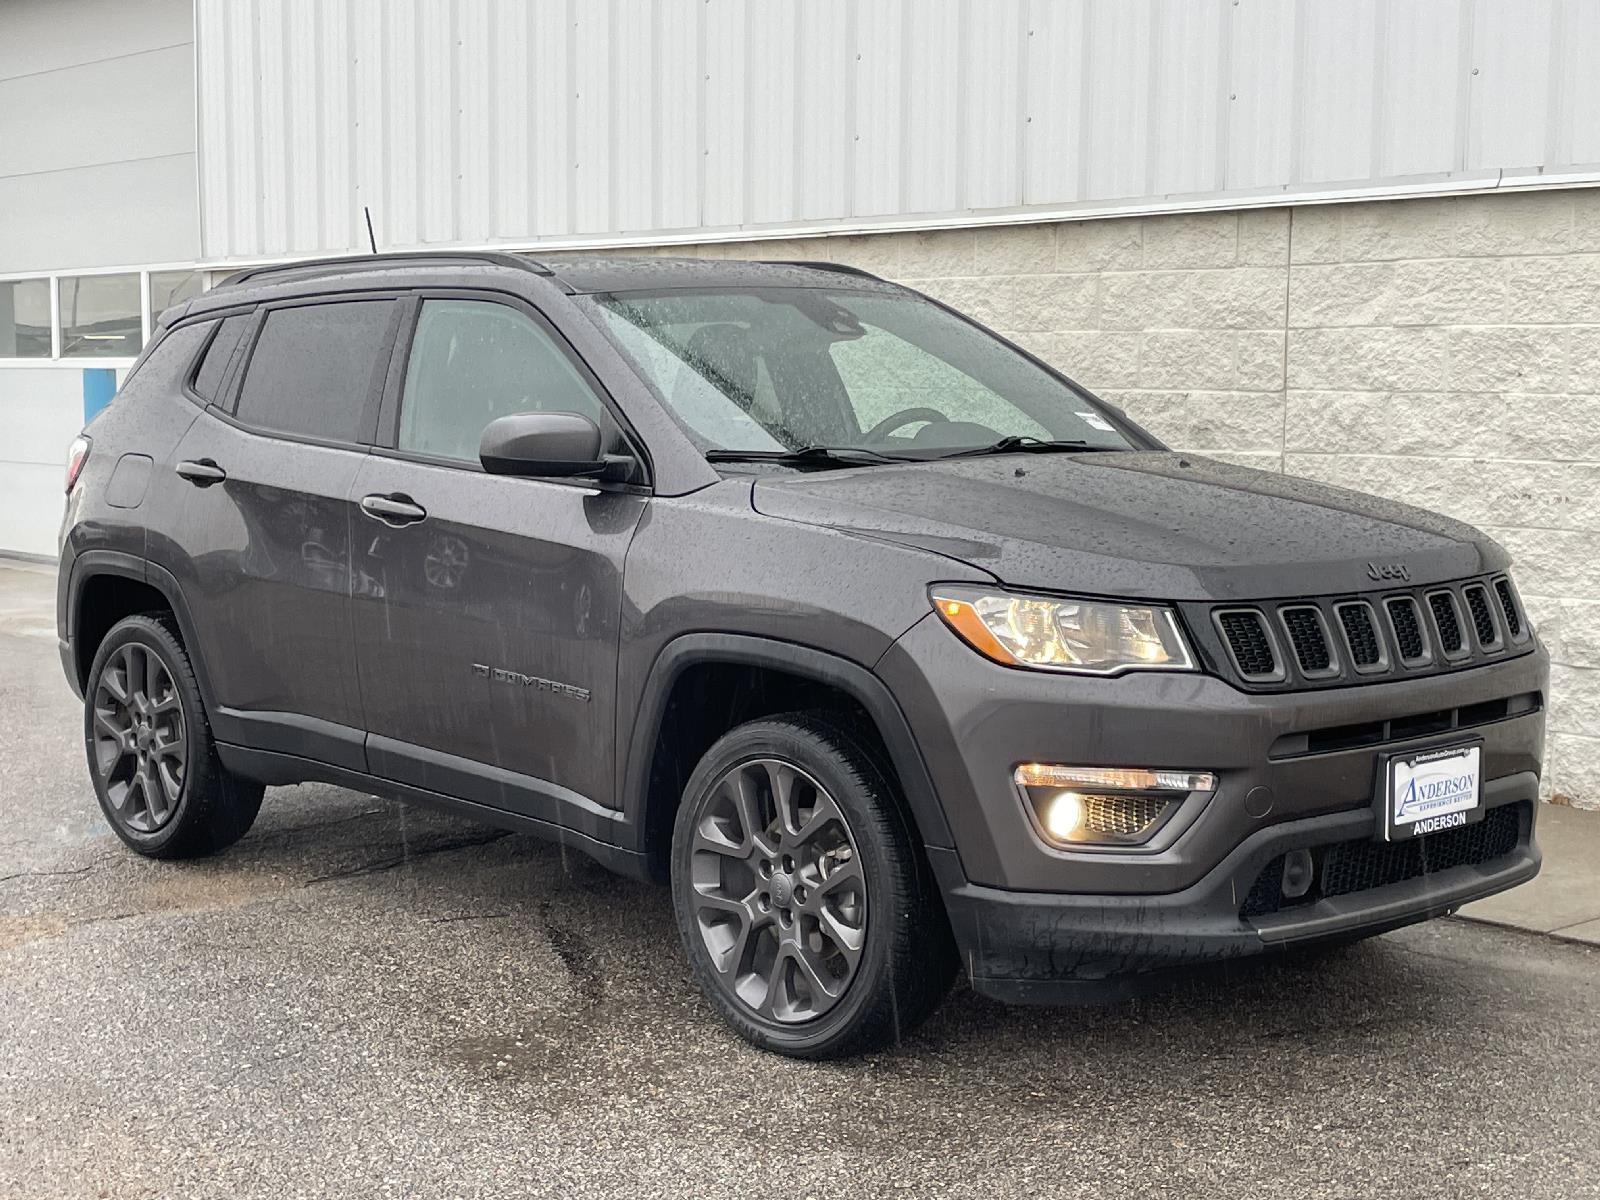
[{"left": 1382, "top": 742, "right": 1483, "bottom": 842}]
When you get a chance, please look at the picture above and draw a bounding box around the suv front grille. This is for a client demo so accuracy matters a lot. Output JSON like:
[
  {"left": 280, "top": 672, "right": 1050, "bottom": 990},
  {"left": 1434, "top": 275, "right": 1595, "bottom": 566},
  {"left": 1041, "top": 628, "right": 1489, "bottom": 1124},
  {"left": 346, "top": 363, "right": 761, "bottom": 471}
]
[
  {"left": 1240, "top": 802, "right": 1525, "bottom": 921},
  {"left": 1430, "top": 591, "right": 1465, "bottom": 655},
  {"left": 1280, "top": 606, "right": 1331, "bottom": 674},
  {"left": 1217, "top": 610, "right": 1278, "bottom": 680},
  {"left": 1187, "top": 574, "right": 1531, "bottom": 691},
  {"left": 1385, "top": 596, "right": 1427, "bottom": 664},
  {"left": 1495, "top": 579, "right": 1523, "bottom": 639},
  {"left": 1463, "top": 583, "right": 1501, "bottom": 649},
  {"left": 1336, "top": 602, "right": 1383, "bottom": 668}
]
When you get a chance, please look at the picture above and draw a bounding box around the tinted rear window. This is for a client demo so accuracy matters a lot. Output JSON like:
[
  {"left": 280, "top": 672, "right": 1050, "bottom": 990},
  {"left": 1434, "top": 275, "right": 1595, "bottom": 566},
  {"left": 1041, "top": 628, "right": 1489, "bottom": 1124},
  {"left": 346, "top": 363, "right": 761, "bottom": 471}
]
[
  {"left": 190, "top": 313, "right": 251, "bottom": 406},
  {"left": 235, "top": 301, "right": 395, "bottom": 442}
]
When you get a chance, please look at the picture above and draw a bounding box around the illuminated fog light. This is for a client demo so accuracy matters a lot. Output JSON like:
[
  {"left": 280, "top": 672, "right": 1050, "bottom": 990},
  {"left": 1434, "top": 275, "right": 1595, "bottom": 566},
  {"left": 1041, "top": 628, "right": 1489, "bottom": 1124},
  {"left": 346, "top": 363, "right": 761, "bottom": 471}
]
[
  {"left": 1016, "top": 764, "right": 1216, "bottom": 849},
  {"left": 1042, "top": 791, "right": 1087, "bottom": 841}
]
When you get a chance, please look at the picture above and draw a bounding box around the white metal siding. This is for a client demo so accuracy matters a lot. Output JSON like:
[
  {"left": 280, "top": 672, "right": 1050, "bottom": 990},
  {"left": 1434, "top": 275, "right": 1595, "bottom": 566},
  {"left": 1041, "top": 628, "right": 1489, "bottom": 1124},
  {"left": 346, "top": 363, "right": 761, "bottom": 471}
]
[
  {"left": 195, "top": 0, "right": 1600, "bottom": 261},
  {"left": 0, "top": 0, "right": 198, "bottom": 274}
]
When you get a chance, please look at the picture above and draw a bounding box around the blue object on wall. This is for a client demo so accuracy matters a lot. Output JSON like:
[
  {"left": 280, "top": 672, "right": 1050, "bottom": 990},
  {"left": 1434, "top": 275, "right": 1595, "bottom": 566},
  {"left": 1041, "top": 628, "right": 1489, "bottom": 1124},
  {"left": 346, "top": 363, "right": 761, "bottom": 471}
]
[{"left": 82, "top": 368, "right": 117, "bottom": 423}]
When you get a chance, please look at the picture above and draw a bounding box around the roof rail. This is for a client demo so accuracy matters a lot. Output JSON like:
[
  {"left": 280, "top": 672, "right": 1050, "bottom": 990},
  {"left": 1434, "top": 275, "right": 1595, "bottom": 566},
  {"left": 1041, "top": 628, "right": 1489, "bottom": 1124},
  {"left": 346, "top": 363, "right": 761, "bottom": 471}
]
[
  {"left": 758, "top": 260, "right": 885, "bottom": 281},
  {"left": 218, "top": 251, "right": 551, "bottom": 289}
]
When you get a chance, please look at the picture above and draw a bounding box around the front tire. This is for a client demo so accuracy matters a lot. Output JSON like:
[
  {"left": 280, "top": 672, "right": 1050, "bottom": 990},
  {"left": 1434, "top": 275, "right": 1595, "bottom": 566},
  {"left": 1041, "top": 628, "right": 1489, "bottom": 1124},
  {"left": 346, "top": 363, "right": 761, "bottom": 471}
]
[
  {"left": 84, "top": 615, "right": 263, "bottom": 859},
  {"left": 670, "top": 713, "right": 956, "bottom": 1058}
]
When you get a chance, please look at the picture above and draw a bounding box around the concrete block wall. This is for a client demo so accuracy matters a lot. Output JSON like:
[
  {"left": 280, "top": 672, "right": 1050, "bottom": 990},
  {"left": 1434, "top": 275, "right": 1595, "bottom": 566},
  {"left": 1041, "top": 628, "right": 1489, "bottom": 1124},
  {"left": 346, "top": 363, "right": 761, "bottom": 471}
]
[{"left": 677, "top": 187, "right": 1599, "bottom": 807}]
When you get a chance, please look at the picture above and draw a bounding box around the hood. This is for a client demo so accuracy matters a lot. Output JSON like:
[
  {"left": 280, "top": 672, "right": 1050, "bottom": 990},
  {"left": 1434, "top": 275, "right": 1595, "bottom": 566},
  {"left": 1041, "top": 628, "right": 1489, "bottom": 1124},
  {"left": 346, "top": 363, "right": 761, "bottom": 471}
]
[{"left": 750, "top": 452, "right": 1504, "bottom": 601}]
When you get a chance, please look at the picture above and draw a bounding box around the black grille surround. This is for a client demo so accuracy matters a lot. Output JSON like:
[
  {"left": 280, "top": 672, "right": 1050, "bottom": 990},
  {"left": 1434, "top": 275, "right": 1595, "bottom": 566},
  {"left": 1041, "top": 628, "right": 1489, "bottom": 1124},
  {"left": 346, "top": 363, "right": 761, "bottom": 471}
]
[
  {"left": 1240, "top": 802, "right": 1526, "bottom": 921},
  {"left": 1186, "top": 574, "right": 1534, "bottom": 693}
]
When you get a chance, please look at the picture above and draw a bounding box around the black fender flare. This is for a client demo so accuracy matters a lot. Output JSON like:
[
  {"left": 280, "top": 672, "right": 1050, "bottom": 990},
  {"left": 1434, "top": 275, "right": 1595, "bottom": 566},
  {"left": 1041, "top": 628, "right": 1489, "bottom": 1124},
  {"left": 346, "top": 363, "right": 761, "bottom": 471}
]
[
  {"left": 619, "top": 633, "right": 956, "bottom": 868},
  {"left": 65, "top": 550, "right": 216, "bottom": 712}
]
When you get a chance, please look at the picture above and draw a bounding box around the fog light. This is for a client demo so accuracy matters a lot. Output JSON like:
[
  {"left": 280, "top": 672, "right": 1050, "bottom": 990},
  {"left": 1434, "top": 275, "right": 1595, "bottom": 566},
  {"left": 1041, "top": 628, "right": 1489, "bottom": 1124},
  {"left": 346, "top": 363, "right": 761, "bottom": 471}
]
[
  {"left": 1015, "top": 763, "right": 1216, "bottom": 848},
  {"left": 1042, "top": 791, "right": 1087, "bottom": 841}
]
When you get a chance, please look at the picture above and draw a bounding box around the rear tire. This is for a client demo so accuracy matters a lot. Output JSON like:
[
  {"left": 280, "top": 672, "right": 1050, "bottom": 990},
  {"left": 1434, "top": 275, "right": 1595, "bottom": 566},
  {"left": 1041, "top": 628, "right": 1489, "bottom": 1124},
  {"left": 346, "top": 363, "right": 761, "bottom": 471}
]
[
  {"left": 670, "top": 712, "right": 956, "bottom": 1058},
  {"left": 84, "top": 615, "right": 263, "bottom": 859}
]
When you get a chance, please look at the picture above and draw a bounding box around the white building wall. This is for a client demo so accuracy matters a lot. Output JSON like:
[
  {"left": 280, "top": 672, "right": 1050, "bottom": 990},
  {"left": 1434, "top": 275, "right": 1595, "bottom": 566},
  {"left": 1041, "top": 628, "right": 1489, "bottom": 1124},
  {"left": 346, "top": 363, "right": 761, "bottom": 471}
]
[
  {"left": 198, "top": 0, "right": 1600, "bottom": 264},
  {"left": 0, "top": 0, "right": 199, "bottom": 559},
  {"left": 0, "top": 0, "right": 199, "bottom": 273},
  {"left": 0, "top": 369, "right": 100, "bottom": 558}
]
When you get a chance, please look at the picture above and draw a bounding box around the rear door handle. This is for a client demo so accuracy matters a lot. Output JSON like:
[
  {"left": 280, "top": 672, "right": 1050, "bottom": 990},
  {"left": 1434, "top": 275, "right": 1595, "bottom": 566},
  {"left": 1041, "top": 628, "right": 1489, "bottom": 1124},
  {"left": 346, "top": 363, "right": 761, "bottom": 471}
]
[
  {"left": 175, "top": 458, "right": 227, "bottom": 486},
  {"left": 359, "top": 492, "right": 428, "bottom": 526}
]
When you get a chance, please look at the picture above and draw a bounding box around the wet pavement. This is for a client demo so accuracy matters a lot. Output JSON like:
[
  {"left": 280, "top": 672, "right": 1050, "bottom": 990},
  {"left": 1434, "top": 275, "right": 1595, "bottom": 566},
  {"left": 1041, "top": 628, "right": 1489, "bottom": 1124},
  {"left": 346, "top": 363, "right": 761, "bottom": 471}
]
[{"left": 3, "top": 560, "right": 1599, "bottom": 1199}]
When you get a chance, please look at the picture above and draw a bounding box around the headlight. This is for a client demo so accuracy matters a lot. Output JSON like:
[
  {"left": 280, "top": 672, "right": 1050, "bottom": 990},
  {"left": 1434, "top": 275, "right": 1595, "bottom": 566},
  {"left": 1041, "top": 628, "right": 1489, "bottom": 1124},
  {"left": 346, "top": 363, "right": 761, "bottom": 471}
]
[{"left": 930, "top": 586, "right": 1196, "bottom": 675}]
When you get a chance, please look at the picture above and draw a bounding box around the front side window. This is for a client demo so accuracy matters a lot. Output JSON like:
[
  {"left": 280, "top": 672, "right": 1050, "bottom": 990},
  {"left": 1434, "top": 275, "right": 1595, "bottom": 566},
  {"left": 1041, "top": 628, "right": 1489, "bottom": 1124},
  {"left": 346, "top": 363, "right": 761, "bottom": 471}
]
[
  {"left": 0, "top": 279, "right": 50, "bottom": 358},
  {"left": 397, "top": 299, "right": 606, "bottom": 462},
  {"left": 235, "top": 301, "right": 395, "bottom": 442},
  {"left": 582, "top": 286, "right": 1133, "bottom": 457},
  {"left": 59, "top": 273, "right": 142, "bottom": 358}
]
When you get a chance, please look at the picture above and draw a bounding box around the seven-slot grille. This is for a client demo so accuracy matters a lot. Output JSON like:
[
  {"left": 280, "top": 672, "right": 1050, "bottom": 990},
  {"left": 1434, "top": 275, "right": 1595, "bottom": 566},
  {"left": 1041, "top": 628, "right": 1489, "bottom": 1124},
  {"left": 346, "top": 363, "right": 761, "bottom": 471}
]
[
  {"left": 1280, "top": 606, "right": 1333, "bottom": 675},
  {"left": 1385, "top": 596, "right": 1428, "bottom": 664},
  {"left": 1494, "top": 578, "right": 1523, "bottom": 639},
  {"left": 1216, "top": 610, "right": 1279, "bottom": 679},
  {"left": 1463, "top": 583, "right": 1501, "bottom": 649},
  {"left": 1203, "top": 574, "right": 1529, "bottom": 691},
  {"left": 1335, "top": 602, "right": 1383, "bottom": 668},
  {"left": 1429, "top": 591, "right": 1465, "bottom": 655}
]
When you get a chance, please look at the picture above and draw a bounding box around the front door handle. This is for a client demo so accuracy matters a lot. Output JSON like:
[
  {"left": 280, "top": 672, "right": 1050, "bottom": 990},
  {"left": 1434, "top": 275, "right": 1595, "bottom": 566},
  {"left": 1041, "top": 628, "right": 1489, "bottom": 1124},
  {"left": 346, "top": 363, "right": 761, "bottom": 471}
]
[
  {"left": 360, "top": 492, "right": 428, "bottom": 526},
  {"left": 175, "top": 458, "right": 227, "bottom": 486}
]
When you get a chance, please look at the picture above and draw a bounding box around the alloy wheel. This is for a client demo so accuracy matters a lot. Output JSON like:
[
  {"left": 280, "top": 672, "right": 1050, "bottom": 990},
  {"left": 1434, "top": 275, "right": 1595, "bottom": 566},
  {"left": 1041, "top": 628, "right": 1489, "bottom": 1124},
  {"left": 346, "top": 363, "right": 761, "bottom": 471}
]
[
  {"left": 91, "top": 643, "right": 187, "bottom": 834},
  {"left": 688, "top": 758, "right": 868, "bottom": 1023}
]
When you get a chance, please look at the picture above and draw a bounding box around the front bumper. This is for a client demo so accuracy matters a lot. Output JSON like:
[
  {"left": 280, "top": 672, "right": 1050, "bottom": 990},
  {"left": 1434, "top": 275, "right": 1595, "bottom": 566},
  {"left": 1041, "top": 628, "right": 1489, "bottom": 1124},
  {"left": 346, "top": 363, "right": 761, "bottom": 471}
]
[
  {"left": 878, "top": 615, "right": 1548, "bottom": 894},
  {"left": 876, "top": 612, "right": 1549, "bottom": 999},
  {"left": 931, "top": 777, "right": 1540, "bottom": 1003}
]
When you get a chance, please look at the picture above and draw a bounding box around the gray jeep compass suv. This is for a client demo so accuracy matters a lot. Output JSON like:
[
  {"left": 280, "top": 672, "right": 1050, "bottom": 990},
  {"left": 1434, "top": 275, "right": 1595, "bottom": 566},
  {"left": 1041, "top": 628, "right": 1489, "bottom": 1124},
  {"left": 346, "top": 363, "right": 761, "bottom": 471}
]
[{"left": 58, "top": 252, "right": 1547, "bottom": 1057}]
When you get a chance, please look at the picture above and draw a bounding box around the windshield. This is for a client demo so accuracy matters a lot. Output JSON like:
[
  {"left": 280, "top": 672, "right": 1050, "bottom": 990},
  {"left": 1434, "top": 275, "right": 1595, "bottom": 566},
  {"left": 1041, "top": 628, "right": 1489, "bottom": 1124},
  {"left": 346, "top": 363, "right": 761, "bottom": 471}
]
[{"left": 580, "top": 285, "right": 1135, "bottom": 458}]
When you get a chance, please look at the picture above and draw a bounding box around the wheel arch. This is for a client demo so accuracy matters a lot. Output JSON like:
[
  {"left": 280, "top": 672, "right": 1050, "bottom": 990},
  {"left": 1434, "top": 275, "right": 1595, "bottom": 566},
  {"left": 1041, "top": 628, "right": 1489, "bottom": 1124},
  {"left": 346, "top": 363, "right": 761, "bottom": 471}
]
[
  {"left": 621, "top": 634, "right": 955, "bottom": 882},
  {"left": 67, "top": 552, "right": 215, "bottom": 710}
]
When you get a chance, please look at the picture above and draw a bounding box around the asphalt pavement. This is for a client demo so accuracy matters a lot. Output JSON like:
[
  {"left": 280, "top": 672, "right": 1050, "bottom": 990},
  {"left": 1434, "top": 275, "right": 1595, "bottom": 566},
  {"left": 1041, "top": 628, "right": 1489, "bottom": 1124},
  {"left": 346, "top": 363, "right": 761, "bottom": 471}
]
[{"left": 2, "top": 560, "right": 1598, "bottom": 1199}]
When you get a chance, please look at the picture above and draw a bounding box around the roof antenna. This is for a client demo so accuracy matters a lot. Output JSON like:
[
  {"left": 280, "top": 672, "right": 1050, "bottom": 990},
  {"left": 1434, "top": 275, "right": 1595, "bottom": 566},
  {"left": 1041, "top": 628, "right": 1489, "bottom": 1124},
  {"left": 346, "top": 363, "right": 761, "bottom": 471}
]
[{"left": 363, "top": 206, "right": 378, "bottom": 254}]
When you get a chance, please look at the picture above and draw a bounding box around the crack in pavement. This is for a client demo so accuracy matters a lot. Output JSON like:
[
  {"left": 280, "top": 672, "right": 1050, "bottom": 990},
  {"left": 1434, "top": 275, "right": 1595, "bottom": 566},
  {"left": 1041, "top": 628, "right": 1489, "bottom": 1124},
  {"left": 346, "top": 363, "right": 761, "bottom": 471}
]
[{"left": 0, "top": 851, "right": 121, "bottom": 886}]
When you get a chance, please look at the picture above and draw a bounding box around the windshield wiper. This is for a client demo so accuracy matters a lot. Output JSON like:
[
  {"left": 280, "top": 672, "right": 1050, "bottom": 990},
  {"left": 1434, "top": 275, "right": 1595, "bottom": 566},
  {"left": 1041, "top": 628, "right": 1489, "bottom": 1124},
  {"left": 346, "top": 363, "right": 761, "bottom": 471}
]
[
  {"left": 705, "top": 446, "right": 907, "bottom": 469},
  {"left": 935, "top": 435, "right": 1125, "bottom": 459}
]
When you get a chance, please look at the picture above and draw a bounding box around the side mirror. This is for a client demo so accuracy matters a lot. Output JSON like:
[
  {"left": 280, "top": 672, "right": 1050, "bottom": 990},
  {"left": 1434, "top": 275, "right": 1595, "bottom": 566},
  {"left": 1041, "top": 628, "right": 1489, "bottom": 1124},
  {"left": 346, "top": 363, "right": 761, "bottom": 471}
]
[{"left": 479, "top": 412, "right": 630, "bottom": 480}]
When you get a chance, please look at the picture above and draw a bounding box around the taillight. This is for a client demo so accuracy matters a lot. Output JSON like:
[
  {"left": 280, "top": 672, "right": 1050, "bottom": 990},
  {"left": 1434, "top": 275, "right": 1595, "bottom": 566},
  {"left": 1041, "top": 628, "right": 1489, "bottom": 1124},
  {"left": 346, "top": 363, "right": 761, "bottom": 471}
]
[{"left": 66, "top": 435, "right": 91, "bottom": 493}]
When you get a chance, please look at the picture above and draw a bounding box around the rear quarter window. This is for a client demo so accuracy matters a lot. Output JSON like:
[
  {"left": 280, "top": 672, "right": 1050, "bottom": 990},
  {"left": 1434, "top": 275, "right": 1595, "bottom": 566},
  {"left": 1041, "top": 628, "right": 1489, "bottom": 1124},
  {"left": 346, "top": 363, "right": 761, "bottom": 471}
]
[
  {"left": 234, "top": 301, "right": 396, "bottom": 443},
  {"left": 189, "top": 313, "right": 252, "bottom": 406}
]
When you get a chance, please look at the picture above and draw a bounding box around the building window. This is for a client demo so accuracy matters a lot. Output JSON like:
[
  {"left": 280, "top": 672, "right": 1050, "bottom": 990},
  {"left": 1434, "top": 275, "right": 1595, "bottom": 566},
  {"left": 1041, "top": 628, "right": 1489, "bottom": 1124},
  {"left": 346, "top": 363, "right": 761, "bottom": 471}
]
[
  {"left": 150, "top": 270, "right": 205, "bottom": 316},
  {"left": 59, "top": 273, "right": 141, "bottom": 358},
  {"left": 0, "top": 279, "right": 51, "bottom": 358}
]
